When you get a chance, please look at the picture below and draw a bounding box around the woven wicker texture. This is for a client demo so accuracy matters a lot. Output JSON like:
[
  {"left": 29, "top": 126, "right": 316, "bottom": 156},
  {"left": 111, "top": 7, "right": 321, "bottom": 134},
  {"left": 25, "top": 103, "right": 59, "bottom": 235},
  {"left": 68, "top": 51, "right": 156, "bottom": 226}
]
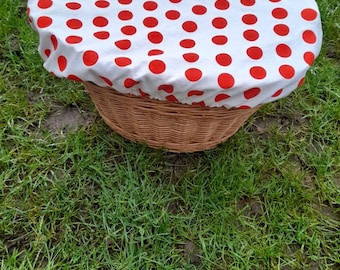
[{"left": 85, "top": 82, "right": 260, "bottom": 152}]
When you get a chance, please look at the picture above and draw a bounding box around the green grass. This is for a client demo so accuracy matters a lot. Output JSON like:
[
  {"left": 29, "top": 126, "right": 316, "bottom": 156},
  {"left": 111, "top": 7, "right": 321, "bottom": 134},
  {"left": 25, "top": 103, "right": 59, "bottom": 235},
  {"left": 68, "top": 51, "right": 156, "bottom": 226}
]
[{"left": 0, "top": 0, "right": 339, "bottom": 269}]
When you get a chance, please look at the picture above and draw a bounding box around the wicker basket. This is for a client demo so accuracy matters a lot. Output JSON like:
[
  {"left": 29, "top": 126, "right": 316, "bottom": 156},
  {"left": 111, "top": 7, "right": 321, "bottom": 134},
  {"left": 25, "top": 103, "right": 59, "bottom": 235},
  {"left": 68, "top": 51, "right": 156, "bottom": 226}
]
[{"left": 84, "top": 82, "right": 260, "bottom": 152}]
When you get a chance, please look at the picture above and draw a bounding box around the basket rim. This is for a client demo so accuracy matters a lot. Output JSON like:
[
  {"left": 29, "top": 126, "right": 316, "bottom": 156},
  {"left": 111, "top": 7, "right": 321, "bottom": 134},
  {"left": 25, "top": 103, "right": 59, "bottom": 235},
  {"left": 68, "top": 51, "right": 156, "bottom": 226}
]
[{"left": 84, "top": 82, "right": 249, "bottom": 113}]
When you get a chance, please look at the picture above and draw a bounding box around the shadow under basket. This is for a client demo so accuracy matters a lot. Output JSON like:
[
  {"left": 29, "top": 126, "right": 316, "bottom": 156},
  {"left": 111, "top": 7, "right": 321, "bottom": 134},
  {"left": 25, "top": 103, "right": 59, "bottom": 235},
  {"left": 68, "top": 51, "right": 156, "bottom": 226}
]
[{"left": 84, "top": 82, "right": 261, "bottom": 153}]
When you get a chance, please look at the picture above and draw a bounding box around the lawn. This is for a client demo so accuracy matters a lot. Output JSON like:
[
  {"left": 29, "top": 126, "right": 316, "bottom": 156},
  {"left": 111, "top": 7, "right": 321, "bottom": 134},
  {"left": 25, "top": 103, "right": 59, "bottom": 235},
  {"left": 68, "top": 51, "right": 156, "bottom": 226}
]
[{"left": 0, "top": 0, "right": 339, "bottom": 269}]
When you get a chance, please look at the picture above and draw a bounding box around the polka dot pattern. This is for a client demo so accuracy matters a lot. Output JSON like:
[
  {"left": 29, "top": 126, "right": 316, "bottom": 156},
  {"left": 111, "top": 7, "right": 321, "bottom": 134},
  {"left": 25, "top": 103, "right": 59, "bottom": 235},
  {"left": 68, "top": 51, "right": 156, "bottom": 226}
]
[
  {"left": 66, "top": 35, "right": 83, "bottom": 44},
  {"left": 185, "top": 68, "right": 202, "bottom": 82},
  {"left": 38, "top": 0, "right": 52, "bottom": 9},
  {"left": 66, "top": 19, "right": 82, "bottom": 30},
  {"left": 165, "top": 10, "right": 180, "bottom": 20},
  {"left": 37, "top": 16, "right": 53, "bottom": 28},
  {"left": 28, "top": 0, "right": 322, "bottom": 108},
  {"left": 242, "top": 14, "right": 258, "bottom": 25},
  {"left": 66, "top": 2, "right": 81, "bottom": 10},
  {"left": 218, "top": 73, "right": 235, "bottom": 89},
  {"left": 58, "top": 56, "right": 67, "bottom": 72},
  {"left": 83, "top": 50, "right": 99, "bottom": 66},
  {"left": 95, "top": 1, "right": 110, "bottom": 8},
  {"left": 115, "top": 57, "right": 132, "bottom": 67},
  {"left": 192, "top": 5, "right": 207, "bottom": 15},
  {"left": 250, "top": 66, "right": 267, "bottom": 80},
  {"left": 149, "top": 60, "right": 166, "bottom": 74},
  {"left": 247, "top": 47, "right": 263, "bottom": 59}
]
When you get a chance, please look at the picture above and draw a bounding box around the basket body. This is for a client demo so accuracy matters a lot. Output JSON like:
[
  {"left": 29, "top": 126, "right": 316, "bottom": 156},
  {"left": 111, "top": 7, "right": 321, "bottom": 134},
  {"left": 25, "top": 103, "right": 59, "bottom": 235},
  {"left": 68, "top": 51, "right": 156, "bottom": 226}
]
[{"left": 84, "top": 82, "right": 260, "bottom": 152}]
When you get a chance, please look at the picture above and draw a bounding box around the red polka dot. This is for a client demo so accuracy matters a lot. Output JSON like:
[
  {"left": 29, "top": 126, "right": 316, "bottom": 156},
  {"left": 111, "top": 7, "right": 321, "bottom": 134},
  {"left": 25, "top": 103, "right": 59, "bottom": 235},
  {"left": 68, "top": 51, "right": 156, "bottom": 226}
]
[
  {"left": 238, "top": 105, "right": 251, "bottom": 109},
  {"left": 118, "top": 10, "right": 133, "bottom": 20},
  {"left": 66, "top": 19, "right": 82, "bottom": 29},
  {"left": 215, "top": 93, "right": 230, "bottom": 102},
  {"left": 276, "top": 44, "right": 292, "bottom": 58},
  {"left": 244, "top": 87, "right": 261, "bottom": 99},
  {"left": 143, "top": 1, "right": 158, "bottom": 11},
  {"left": 215, "top": 0, "right": 230, "bottom": 10},
  {"left": 279, "top": 65, "right": 295, "bottom": 79},
  {"left": 183, "top": 53, "right": 199, "bottom": 62},
  {"left": 242, "top": 14, "right": 258, "bottom": 25},
  {"left": 149, "top": 60, "right": 166, "bottom": 74},
  {"left": 192, "top": 5, "right": 207, "bottom": 15},
  {"left": 37, "top": 16, "right": 53, "bottom": 28},
  {"left": 38, "top": 0, "right": 52, "bottom": 9},
  {"left": 243, "top": 30, "right": 259, "bottom": 41},
  {"left": 138, "top": 88, "right": 150, "bottom": 98},
  {"left": 303, "top": 52, "right": 315, "bottom": 66},
  {"left": 118, "top": 0, "right": 132, "bottom": 4},
  {"left": 241, "top": 0, "right": 255, "bottom": 6},
  {"left": 94, "top": 31, "right": 110, "bottom": 40},
  {"left": 182, "top": 21, "right": 198, "bottom": 32},
  {"left": 212, "top": 17, "right": 227, "bottom": 29},
  {"left": 124, "top": 78, "right": 139, "bottom": 88},
  {"left": 170, "top": 0, "right": 181, "bottom": 2},
  {"left": 143, "top": 17, "right": 158, "bottom": 27},
  {"left": 158, "top": 84, "right": 174, "bottom": 93},
  {"left": 185, "top": 68, "right": 202, "bottom": 82},
  {"left": 180, "top": 39, "right": 195, "bottom": 48},
  {"left": 95, "top": 1, "right": 110, "bottom": 8},
  {"left": 246, "top": 46, "right": 263, "bottom": 59},
  {"left": 93, "top": 16, "right": 108, "bottom": 27},
  {"left": 192, "top": 101, "right": 206, "bottom": 107},
  {"left": 50, "top": 35, "right": 58, "bottom": 50},
  {"left": 58, "top": 56, "right": 67, "bottom": 72},
  {"left": 218, "top": 73, "right": 235, "bottom": 89},
  {"left": 216, "top": 53, "right": 232, "bottom": 66},
  {"left": 272, "top": 8, "right": 288, "bottom": 19},
  {"left": 67, "top": 74, "right": 82, "bottom": 81},
  {"left": 298, "top": 77, "right": 305, "bottom": 87},
  {"left": 100, "top": 76, "right": 113, "bottom": 86},
  {"left": 274, "top": 24, "right": 289, "bottom": 36},
  {"left": 166, "top": 95, "right": 179, "bottom": 103},
  {"left": 303, "top": 30, "right": 317, "bottom": 44},
  {"left": 188, "top": 90, "right": 204, "bottom": 97},
  {"left": 44, "top": 49, "right": 51, "bottom": 57},
  {"left": 148, "top": 49, "right": 164, "bottom": 56},
  {"left": 166, "top": 10, "right": 180, "bottom": 20},
  {"left": 148, "top": 31, "right": 163, "bottom": 44},
  {"left": 27, "top": 8, "right": 32, "bottom": 22},
  {"left": 66, "top": 35, "right": 83, "bottom": 44},
  {"left": 115, "top": 39, "right": 131, "bottom": 50},
  {"left": 115, "top": 57, "right": 132, "bottom": 67},
  {"left": 301, "top": 8, "right": 318, "bottom": 21},
  {"left": 272, "top": 89, "right": 283, "bottom": 97},
  {"left": 212, "top": 35, "right": 228, "bottom": 45},
  {"left": 121, "top": 25, "right": 137, "bottom": 35},
  {"left": 66, "top": 2, "right": 81, "bottom": 10},
  {"left": 83, "top": 50, "right": 99, "bottom": 66},
  {"left": 250, "top": 66, "right": 267, "bottom": 79}
]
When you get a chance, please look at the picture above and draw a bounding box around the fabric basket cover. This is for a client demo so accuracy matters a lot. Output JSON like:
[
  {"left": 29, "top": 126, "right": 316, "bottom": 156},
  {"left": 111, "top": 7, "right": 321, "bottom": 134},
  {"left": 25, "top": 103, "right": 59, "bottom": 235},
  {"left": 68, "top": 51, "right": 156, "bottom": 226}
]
[{"left": 27, "top": 0, "right": 322, "bottom": 109}]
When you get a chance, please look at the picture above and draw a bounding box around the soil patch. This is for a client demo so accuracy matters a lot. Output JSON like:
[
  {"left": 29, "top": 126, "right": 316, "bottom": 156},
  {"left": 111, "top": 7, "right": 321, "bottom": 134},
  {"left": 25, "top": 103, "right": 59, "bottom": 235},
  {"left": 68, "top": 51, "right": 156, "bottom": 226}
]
[
  {"left": 251, "top": 113, "right": 309, "bottom": 139},
  {"left": 319, "top": 204, "right": 340, "bottom": 222},
  {"left": 167, "top": 198, "right": 186, "bottom": 215},
  {"left": 237, "top": 196, "right": 264, "bottom": 217},
  {"left": 176, "top": 239, "right": 201, "bottom": 266},
  {"left": 159, "top": 152, "right": 206, "bottom": 184},
  {"left": 2, "top": 232, "right": 31, "bottom": 260},
  {"left": 44, "top": 105, "right": 94, "bottom": 133}
]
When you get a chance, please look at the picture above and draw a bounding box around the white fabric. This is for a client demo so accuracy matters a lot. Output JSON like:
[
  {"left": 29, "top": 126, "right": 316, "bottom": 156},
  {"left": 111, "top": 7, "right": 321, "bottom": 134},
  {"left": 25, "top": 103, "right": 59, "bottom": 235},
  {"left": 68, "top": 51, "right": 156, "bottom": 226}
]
[{"left": 27, "top": 0, "right": 322, "bottom": 108}]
